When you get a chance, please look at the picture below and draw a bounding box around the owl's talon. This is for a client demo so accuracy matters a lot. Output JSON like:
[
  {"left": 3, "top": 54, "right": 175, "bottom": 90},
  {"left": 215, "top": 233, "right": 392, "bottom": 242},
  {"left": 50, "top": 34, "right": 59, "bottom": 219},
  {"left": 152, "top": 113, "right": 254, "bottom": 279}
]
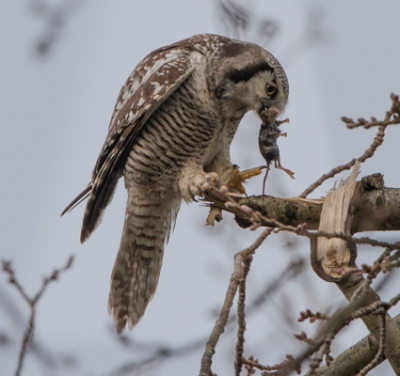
[{"left": 227, "top": 165, "right": 265, "bottom": 195}]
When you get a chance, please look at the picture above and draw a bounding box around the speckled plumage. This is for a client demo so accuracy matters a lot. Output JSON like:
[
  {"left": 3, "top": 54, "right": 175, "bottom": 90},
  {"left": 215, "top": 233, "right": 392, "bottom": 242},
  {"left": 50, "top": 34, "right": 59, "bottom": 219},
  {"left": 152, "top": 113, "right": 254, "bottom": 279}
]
[{"left": 63, "top": 34, "right": 289, "bottom": 332}]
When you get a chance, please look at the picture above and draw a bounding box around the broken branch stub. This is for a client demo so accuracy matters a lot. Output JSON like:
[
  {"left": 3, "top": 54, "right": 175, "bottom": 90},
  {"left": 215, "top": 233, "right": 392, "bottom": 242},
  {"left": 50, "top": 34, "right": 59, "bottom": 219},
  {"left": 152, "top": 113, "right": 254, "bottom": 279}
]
[{"left": 311, "top": 162, "right": 360, "bottom": 281}]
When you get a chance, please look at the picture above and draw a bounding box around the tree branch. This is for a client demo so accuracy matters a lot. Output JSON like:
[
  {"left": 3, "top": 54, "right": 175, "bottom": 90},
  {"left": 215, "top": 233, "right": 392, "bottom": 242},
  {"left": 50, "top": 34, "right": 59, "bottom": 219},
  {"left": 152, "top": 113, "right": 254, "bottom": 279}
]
[
  {"left": 199, "top": 228, "right": 273, "bottom": 376},
  {"left": 209, "top": 180, "right": 400, "bottom": 234},
  {"left": 1, "top": 256, "right": 74, "bottom": 376}
]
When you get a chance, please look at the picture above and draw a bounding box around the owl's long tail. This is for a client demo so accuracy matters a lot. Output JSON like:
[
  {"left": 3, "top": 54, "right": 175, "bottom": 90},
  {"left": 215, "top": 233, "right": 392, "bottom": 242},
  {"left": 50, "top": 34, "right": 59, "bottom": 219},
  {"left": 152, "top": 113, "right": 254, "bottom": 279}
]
[{"left": 108, "top": 189, "right": 179, "bottom": 333}]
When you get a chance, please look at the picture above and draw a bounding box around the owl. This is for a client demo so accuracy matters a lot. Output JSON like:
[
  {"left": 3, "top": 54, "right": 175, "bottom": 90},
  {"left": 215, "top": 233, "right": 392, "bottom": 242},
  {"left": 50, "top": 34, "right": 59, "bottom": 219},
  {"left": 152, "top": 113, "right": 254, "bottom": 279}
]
[{"left": 63, "top": 34, "right": 289, "bottom": 333}]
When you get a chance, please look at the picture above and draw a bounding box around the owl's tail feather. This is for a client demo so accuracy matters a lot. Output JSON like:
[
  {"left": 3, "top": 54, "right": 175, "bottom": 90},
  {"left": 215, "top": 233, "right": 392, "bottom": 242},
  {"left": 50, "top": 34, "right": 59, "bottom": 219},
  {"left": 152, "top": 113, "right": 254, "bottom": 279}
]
[
  {"left": 108, "top": 190, "right": 178, "bottom": 333},
  {"left": 61, "top": 184, "right": 92, "bottom": 217}
]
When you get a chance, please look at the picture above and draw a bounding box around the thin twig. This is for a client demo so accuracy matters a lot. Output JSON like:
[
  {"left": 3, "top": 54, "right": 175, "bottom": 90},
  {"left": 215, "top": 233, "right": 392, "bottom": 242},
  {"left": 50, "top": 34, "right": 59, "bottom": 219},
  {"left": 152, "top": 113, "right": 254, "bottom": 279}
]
[
  {"left": 294, "top": 331, "right": 317, "bottom": 347},
  {"left": 306, "top": 332, "right": 335, "bottom": 375},
  {"left": 199, "top": 228, "right": 273, "bottom": 376},
  {"left": 30, "top": 0, "right": 88, "bottom": 56},
  {"left": 242, "top": 354, "right": 300, "bottom": 374},
  {"left": 1, "top": 256, "right": 74, "bottom": 376},
  {"left": 275, "top": 289, "right": 400, "bottom": 376},
  {"left": 342, "top": 93, "right": 400, "bottom": 129},
  {"left": 299, "top": 93, "right": 399, "bottom": 198},
  {"left": 356, "top": 309, "right": 386, "bottom": 376},
  {"left": 298, "top": 310, "right": 329, "bottom": 323},
  {"left": 234, "top": 255, "right": 252, "bottom": 376},
  {"left": 298, "top": 125, "right": 386, "bottom": 198}
]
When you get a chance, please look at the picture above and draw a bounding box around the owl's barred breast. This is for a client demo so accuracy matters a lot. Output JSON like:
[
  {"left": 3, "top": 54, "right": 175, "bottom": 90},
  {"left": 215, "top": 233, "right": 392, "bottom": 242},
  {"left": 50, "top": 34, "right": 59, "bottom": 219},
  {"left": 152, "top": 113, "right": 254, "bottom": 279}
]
[{"left": 124, "top": 72, "right": 222, "bottom": 190}]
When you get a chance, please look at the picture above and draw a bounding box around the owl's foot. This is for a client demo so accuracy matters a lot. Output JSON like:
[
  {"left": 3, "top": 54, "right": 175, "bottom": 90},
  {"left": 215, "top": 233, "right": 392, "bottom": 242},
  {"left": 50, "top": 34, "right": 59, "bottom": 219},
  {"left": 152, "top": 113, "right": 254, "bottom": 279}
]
[
  {"left": 227, "top": 165, "right": 265, "bottom": 195},
  {"left": 205, "top": 165, "right": 265, "bottom": 227},
  {"left": 180, "top": 171, "right": 219, "bottom": 202}
]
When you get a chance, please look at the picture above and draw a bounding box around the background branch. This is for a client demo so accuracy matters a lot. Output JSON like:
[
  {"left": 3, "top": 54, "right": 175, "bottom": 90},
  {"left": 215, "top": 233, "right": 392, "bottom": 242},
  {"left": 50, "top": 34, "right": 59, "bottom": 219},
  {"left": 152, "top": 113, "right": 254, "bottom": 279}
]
[
  {"left": 1, "top": 256, "right": 74, "bottom": 376},
  {"left": 200, "top": 228, "right": 273, "bottom": 376}
]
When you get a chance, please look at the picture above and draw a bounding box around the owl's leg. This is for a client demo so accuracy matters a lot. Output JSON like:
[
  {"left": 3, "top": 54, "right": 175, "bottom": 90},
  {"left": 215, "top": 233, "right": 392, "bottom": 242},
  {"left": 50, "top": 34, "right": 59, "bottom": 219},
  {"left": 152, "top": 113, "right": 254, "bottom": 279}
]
[{"left": 178, "top": 163, "right": 219, "bottom": 202}]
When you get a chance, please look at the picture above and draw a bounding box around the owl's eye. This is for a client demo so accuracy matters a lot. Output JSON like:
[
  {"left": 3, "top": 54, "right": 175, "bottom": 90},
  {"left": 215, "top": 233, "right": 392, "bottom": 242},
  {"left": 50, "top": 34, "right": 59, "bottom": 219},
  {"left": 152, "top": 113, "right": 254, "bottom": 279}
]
[{"left": 265, "top": 84, "right": 277, "bottom": 97}]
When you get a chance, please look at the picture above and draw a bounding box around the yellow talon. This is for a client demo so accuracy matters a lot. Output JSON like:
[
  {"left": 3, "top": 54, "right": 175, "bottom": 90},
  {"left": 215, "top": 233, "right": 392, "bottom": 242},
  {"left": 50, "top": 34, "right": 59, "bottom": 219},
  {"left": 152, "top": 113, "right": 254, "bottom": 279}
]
[{"left": 227, "top": 165, "right": 265, "bottom": 194}]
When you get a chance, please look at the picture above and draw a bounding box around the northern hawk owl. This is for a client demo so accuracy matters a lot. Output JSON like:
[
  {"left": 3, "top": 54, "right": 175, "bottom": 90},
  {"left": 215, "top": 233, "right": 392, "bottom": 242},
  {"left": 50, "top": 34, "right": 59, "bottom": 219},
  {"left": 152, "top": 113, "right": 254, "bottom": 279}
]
[{"left": 63, "top": 34, "right": 289, "bottom": 333}]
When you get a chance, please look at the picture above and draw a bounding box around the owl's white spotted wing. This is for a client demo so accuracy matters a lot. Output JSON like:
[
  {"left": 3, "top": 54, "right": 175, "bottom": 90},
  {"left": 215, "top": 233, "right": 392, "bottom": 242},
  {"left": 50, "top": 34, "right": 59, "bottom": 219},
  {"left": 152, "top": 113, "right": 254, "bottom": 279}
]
[{"left": 62, "top": 46, "right": 203, "bottom": 243}]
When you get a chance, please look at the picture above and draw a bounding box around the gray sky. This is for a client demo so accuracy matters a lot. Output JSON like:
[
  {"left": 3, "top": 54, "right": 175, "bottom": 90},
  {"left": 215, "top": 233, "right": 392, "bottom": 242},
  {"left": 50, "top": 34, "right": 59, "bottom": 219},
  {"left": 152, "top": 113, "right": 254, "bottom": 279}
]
[{"left": 1, "top": 1, "right": 399, "bottom": 375}]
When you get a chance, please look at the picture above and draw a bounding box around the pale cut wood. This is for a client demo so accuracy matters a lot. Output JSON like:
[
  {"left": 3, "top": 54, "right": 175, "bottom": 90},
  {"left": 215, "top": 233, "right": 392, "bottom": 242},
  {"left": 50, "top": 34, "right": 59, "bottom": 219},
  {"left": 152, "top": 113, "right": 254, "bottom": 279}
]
[{"left": 317, "top": 161, "right": 360, "bottom": 278}]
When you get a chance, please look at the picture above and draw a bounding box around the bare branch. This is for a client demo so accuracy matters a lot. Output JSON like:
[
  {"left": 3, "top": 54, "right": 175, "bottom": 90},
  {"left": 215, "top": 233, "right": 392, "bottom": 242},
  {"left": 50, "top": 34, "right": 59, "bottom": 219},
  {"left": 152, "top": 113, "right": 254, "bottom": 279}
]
[
  {"left": 29, "top": 0, "right": 87, "bottom": 56},
  {"left": 234, "top": 255, "right": 252, "bottom": 376},
  {"left": 337, "top": 272, "right": 400, "bottom": 373},
  {"left": 277, "top": 295, "right": 400, "bottom": 376},
  {"left": 314, "top": 332, "right": 385, "bottom": 376},
  {"left": 342, "top": 93, "right": 400, "bottom": 129},
  {"left": 298, "top": 310, "right": 329, "bottom": 323},
  {"left": 306, "top": 332, "right": 335, "bottom": 375},
  {"left": 1, "top": 256, "right": 74, "bottom": 376},
  {"left": 217, "top": 0, "right": 250, "bottom": 39},
  {"left": 297, "top": 93, "right": 400, "bottom": 198},
  {"left": 356, "top": 310, "right": 386, "bottom": 376},
  {"left": 294, "top": 331, "right": 317, "bottom": 347},
  {"left": 299, "top": 93, "right": 399, "bottom": 198},
  {"left": 215, "top": 0, "right": 278, "bottom": 46},
  {"left": 199, "top": 228, "right": 273, "bottom": 376},
  {"left": 298, "top": 125, "right": 386, "bottom": 198},
  {"left": 242, "top": 354, "right": 301, "bottom": 375}
]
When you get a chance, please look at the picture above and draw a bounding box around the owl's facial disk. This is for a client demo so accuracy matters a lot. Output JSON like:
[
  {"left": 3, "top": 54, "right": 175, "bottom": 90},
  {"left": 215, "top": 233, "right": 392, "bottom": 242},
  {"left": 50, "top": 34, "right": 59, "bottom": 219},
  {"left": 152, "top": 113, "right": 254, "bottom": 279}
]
[
  {"left": 219, "top": 69, "right": 288, "bottom": 120},
  {"left": 248, "top": 70, "right": 287, "bottom": 118}
]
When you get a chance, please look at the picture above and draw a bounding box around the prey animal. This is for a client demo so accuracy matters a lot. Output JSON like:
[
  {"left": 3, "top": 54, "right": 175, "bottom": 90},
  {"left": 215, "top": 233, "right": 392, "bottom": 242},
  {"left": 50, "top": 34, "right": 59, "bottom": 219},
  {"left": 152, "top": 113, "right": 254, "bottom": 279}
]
[
  {"left": 258, "top": 107, "right": 294, "bottom": 195},
  {"left": 62, "top": 34, "right": 289, "bottom": 332}
]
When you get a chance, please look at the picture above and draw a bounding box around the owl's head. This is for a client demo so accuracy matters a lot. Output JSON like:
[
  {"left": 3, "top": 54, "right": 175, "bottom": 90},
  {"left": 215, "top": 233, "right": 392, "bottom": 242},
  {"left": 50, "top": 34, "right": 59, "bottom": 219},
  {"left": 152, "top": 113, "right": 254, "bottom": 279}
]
[{"left": 211, "top": 39, "right": 288, "bottom": 121}]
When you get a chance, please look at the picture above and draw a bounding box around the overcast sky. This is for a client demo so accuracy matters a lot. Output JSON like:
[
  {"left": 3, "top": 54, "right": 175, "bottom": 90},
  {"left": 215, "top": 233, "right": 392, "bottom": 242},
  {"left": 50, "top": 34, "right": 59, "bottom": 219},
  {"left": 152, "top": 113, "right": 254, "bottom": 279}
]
[{"left": 1, "top": 1, "right": 399, "bottom": 375}]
